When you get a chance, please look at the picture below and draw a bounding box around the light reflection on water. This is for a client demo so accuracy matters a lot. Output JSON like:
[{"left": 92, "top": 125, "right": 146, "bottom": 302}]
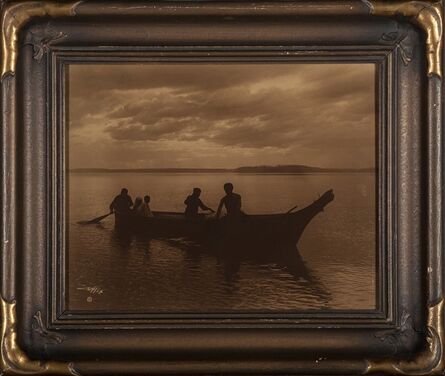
[{"left": 67, "top": 173, "right": 376, "bottom": 311}]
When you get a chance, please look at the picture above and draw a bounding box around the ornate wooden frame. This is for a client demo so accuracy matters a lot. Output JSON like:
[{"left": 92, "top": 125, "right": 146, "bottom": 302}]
[{"left": 0, "top": 0, "right": 443, "bottom": 374}]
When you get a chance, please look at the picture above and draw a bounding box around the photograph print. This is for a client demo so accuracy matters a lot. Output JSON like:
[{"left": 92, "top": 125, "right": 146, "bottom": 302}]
[{"left": 67, "top": 63, "right": 376, "bottom": 312}]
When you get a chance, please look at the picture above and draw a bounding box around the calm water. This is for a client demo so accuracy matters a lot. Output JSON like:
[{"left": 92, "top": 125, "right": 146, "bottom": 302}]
[{"left": 67, "top": 173, "right": 376, "bottom": 312}]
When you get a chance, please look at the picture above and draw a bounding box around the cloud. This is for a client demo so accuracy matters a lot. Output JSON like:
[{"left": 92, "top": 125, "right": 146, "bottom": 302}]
[{"left": 68, "top": 63, "right": 375, "bottom": 169}]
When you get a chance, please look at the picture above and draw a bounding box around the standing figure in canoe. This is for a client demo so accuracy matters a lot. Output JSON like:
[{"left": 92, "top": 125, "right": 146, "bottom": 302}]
[
  {"left": 184, "top": 188, "right": 215, "bottom": 218},
  {"left": 109, "top": 188, "right": 134, "bottom": 228},
  {"left": 216, "top": 183, "right": 243, "bottom": 219}
]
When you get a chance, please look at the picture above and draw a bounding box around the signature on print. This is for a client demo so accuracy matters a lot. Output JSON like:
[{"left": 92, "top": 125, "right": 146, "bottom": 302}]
[{"left": 77, "top": 285, "right": 105, "bottom": 295}]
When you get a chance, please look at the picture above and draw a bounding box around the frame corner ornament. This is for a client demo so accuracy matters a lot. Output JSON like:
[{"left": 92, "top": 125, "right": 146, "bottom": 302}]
[
  {"left": 363, "top": 0, "right": 443, "bottom": 78},
  {"left": 365, "top": 299, "right": 445, "bottom": 375},
  {"left": 1, "top": 297, "right": 78, "bottom": 375},
  {"left": 1, "top": 0, "right": 81, "bottom": 80}
]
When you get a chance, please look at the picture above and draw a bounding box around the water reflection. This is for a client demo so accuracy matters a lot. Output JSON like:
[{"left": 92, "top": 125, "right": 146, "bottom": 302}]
[
  {"left": 111, "top": 228, "right": 132, "bottom": 249},
  {"left": 108, "top": 228, "right": 331, "bottom": 305}
]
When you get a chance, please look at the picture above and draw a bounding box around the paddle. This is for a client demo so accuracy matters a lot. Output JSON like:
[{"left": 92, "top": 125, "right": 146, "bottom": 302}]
[{"left": 77, "top": 212, "right": 113, "bottom": 225}]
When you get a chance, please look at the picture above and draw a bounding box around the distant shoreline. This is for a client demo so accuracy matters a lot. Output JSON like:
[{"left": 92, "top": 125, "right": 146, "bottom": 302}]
[{"left": 69, "top": 165, "right": 375, "bottom": 174}]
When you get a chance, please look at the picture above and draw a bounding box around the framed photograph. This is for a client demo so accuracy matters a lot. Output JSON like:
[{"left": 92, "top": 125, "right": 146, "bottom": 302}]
[{"left": 0, "top": 1, "right": 443, "bottom": 375}]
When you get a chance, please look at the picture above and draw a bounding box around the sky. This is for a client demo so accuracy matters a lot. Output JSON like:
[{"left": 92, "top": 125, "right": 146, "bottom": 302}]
[{"left": 68, "top": 63, "right": 376, "bottom": 169}]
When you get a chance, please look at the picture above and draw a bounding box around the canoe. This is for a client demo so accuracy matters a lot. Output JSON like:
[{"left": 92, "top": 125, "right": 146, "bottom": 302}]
[{"left": 116, "top": 189, "right": 335, "bottom": 252}]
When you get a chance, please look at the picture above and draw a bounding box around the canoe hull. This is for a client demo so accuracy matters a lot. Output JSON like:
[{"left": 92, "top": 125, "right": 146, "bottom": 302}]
[{"left": 115, "top": 189, "right": 335, "bottom": 253}]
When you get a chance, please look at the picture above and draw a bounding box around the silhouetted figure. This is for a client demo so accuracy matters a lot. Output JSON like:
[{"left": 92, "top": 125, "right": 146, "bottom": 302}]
[
  {"left": 110, "top": 188, "right": 133, "bottom": 228},
  {"left": 184, "top": 188, "right": 215, "bottom": 218},
  {"left": 216, "top": 183, "right": 242, "bottom": 219},
  {"left": 133, "top": 197, "right": 143, "bottom": 214},
  {"left": 110, "top": 188, "right": 133, "bottom": 214},
  {"left": 137, "top": 195, "right": 154, "bottom": 217}
]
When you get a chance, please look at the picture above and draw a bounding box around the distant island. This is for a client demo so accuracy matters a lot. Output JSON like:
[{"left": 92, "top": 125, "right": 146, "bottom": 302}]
[{"left": 70, "top": 164, "right": 375, "bottom": 174}]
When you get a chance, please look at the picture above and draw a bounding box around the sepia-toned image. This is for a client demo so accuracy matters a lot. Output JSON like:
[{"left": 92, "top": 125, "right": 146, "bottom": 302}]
[{"left": 67, "top": 63, "right": 376, "bottom": 312}]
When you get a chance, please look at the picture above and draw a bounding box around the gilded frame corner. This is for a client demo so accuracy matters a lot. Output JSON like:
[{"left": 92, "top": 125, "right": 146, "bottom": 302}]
[
  {"left": 363, "top": 0, "right": 443, "bottom": 78},
  {"left": 1, "top": 298, "right": 78, "bottom": 375},
  {"left": 0, "top": 0, "right": 443, "bottom": 374},
  {"left": 366, "top": 299, "right": 445, "bottom": 375},
  {"left": 1, "top": 0, "right": 81, "bottom": 80}
]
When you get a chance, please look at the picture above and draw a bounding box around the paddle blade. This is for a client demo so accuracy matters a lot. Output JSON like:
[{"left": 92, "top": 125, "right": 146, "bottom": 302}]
[{"left": 77, "top": 213, "right": 112, "bottom": 225}]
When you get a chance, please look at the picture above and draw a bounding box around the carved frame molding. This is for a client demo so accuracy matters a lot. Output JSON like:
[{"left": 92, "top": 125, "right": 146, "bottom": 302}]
[{"left": 0, "top": 0, "right": 442, "bottom": 374}]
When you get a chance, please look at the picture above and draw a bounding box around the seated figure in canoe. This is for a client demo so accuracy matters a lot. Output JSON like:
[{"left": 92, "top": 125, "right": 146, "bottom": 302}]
[
  {"left": 133, "top": 197, "right": 143, "bottom": 213},
  {"left": 133, "top": 195, "right": 154, "bottom": 217},
  {"left": 184, "top": 188, "right": 215, "bottom": 218},
  {"left": 140, "top": 195, "right": 154, "bottom": 217}
]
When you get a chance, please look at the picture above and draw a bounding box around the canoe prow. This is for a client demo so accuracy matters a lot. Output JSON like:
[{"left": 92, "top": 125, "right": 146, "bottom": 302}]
[{"left": 288, "top": 189, "right": 335, "bottom": 244}]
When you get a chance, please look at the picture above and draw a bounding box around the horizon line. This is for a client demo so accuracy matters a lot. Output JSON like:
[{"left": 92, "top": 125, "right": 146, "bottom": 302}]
[{"left": 69, "top": 165, "right": 376, "bottom": 173}]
